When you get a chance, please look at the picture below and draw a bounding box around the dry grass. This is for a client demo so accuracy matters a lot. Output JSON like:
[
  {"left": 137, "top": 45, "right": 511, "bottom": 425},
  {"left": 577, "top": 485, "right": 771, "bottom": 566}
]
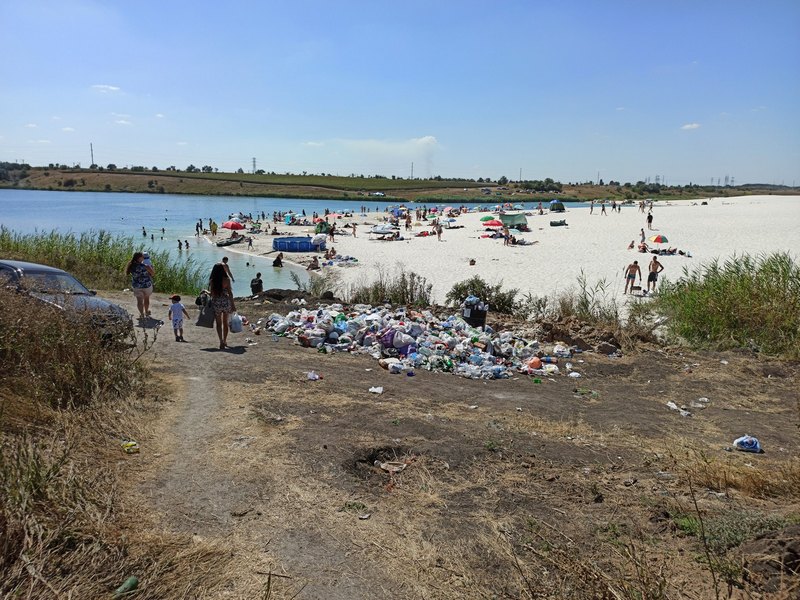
[
  {"left": 682, "top": 454, "right": 800, "bottom": 499},
  {"left": 0, "top": 289, "right": 237, "bottom": 598}
]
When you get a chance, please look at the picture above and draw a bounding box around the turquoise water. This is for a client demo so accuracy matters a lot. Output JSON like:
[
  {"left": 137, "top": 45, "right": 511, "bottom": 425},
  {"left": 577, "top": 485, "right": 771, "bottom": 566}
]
[
  {"left": 0, "top": 189, "right": 399, "bottom": 296},
  {"left": 1, "top": 189, "right": 527, "bottom": 295}
]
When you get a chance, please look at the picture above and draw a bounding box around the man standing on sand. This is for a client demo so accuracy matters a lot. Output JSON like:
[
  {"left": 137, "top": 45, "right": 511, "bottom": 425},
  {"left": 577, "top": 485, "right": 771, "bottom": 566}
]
[
  {"left": 647, "top": 256, "right": 664, "bottom": 293},
  {"left": 646, "top": 211, "right": 654, "bottom": 230},
  {"left": 640, "top": 228, "right": 646, "bottom": 243},
  {"left": 590, "top": 200, "right": 594, "bottom": 215},
  {"left": 624, "top": 260, "right": 642, "bottom": 294}
]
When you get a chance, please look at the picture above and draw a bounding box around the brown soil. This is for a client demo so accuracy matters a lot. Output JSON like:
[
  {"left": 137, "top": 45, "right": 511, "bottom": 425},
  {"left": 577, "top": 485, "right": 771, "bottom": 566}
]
[{"left": 109, "top": 291, "right": 799, "bottom": 599}]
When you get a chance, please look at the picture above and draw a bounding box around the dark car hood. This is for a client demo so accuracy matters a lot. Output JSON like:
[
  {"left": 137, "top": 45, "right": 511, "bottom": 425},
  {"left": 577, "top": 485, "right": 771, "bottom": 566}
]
[{"left": 31, "top": 292, "right": 130, "bottom": 318}]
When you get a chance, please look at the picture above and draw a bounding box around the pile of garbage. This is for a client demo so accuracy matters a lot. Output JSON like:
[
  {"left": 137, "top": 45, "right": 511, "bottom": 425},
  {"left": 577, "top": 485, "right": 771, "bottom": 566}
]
[
  {"left": 322, "top": 255, "right": 359, "bottom": 268},
  {"left": 255, "top": 301, "right": 606, "bottom": 380}
]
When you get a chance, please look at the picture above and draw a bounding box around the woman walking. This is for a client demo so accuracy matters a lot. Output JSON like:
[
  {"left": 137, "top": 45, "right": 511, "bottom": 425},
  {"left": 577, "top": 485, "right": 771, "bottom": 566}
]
[
  {"left": 125, "top": 251, "right": 155, "bottom": 319},
  {"left": 209, "top": 262, "right": 235, "bottom": 349}
]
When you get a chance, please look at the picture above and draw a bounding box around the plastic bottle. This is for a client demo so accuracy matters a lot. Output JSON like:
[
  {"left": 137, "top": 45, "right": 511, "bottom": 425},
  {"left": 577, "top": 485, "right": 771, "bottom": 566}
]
[{"left": 541, "top": 356, "right": 558, "bottom": 364}]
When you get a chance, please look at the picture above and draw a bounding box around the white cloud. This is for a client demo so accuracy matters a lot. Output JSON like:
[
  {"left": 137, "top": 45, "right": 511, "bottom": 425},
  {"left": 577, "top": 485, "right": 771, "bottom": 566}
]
[
  {"left": 304, "top": 141, "right": 324, "bottom": 147},
  {"left": 155, "top": 113, "right": 165, "bottom": 118},
  {"left": 28, "top": 139, "right": 51, "bottom": 144},
  {"left": 750, "top": 105, "right": 767, "bottom": 112},
  {"left": 176, "top": 141, "right": 188, "bottom": 146},
  {"left": 24, "top": 123, "right": 37, "bottom": 128},
  {"left": 340, "top": 135, "right": 439, "bottom": 154},
  {"left": 115, "top": 119, "right": 132, "bottom": 125},
  {"left": 92, "top": 84, "right": 120, "bottom": 93},
  {"left": 680, "top": 123, "right": 701, "bottom": 130},
  {"left": 616, "top": 106, "right": 625, "bottom": 111},
  {"left": 62, "top": 127, "right": 75, "bottom": 132}
]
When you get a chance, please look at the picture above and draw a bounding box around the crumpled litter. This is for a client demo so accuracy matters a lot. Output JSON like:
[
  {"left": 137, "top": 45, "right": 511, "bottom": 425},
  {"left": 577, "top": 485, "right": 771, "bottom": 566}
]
[
  {"left": 121, "top": 440, "right": 140, "bottom": 454},
  {"left": 368, "top": 386, "right": 383, "bottom": 394},
  {"left": 307, "top": 371, "right": 321, "bottom": 381},
  {"left": 732, "top": 434, "right": 763, "bottom": 453},
  {"left": 666, "top": 401, "right": 691, "bottom": 417},
  {"left": 263, "top": 301, "right": 595, "bottom": 381},
  {"left": 375, "top": 460, "right": 406, "bottom": 473}
]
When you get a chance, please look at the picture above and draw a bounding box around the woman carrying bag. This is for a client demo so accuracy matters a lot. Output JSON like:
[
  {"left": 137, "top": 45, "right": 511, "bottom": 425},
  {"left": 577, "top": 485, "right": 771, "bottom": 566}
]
[{"left": 208, "top": 262, "right": 235, "bottom": 349}]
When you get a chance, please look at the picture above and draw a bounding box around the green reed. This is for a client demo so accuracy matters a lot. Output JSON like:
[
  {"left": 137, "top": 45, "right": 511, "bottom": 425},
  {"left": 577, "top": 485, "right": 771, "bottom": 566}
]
[
  {"left": 654, "top": 252, "right": 800, "bottom": 357},
  {"left": 0, "top": 226, "right": 206, "bottom": 294}
]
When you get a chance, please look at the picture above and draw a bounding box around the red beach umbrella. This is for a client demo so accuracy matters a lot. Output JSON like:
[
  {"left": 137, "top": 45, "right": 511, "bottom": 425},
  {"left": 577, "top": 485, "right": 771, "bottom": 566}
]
[
  {"left": 482, "top": 219, "right": 503, "bottom": 227},
  {"left": 649, "top": 234, "right": 668, "bottom": 244},
  {"left": 222, "top": 220, "right": 245, "bottom": 230}
]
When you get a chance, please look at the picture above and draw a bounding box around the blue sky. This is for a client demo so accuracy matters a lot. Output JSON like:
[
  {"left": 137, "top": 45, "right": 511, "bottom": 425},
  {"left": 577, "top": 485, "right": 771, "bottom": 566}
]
[{"left": 1, "top": 0, "right": 798, "bottom": 185}]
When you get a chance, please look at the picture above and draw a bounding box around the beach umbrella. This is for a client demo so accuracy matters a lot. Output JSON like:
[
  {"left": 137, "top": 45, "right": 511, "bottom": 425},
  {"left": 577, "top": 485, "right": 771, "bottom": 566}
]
[
  {"left": 443, "top": 206, "right": 453, "bottom": 213},
  {"left": 446, "top": 218, "right": 457, "bottom": 222},
  {"left": 480, "top": 215, "right": 495, "bottom": 222},
  {"left": 482, "top": 219, "right": 503, "bottom": 227},
  {"left": 513, "top": 204, "right": 524, "bottom": 210},
  {"left": 222, "top": 220, "right": 245, "bottom": 230},
  {"left": 649, "top": 234, "right": 668, "bottom": 244},
  {"left": 426, "top": 214, "right": 438, "bottom": 220}
]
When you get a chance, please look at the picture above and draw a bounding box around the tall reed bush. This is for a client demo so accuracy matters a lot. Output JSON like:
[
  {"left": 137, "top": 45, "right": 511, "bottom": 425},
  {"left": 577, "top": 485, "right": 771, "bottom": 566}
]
[
  {"left": 0, "top": 226, "right": 205, "bottom": 294},
  {"left": 654, "top": 252, "right": 800, "bottom": 357},
  {"left": 345, "top": 267, "right": 432, "bottom": 307}
]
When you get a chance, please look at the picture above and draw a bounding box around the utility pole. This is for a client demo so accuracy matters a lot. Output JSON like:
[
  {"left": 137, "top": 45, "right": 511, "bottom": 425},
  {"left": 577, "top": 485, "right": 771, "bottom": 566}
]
[
  {"left": 90, "top": 143, "right": 94, "bottom": 166},
  {"left": 252, "top": 157, "right": 256, "bottom": 174},
  {"left": 519, "top": 167, "right": 522, "bottom": 182},
  {"left": 411, "top": 162, "right": 414, "bottom": 179}
]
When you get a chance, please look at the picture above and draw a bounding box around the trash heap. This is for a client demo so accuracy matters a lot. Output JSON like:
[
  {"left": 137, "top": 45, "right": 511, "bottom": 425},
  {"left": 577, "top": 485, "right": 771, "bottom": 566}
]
[
  {"left": 257, "top": 302, "right": 591, "bottom": 380},
  {"left": 322, "top": 255, "right": 359, "bottom": 268}
]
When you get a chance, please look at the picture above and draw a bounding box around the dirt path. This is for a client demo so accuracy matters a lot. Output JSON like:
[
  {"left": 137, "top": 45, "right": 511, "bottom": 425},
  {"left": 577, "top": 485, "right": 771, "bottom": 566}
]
[
  {"left": 110, "top": 291, "right": 799, "bottom": 599},
  {"left": 121, "top": 294, "right": 400, "bottom": 599}
]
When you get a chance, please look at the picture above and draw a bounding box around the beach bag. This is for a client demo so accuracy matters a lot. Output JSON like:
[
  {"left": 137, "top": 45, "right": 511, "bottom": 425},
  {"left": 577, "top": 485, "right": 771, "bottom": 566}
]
[
  {"left": 229, "top": 312, "right": 243, "bottom": 333},
  {"left": 195, "top": 302, "right": 215, "bottom": 328}
]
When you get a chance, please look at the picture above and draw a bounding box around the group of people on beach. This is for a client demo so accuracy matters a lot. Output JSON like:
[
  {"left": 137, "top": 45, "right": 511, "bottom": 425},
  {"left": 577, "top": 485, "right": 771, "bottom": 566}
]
[
  {"left": 126, "top": 250, "right": 238, "bottom": 350},
  {"left": 623, "top": 256, "right": 664, "bottom": 295}
]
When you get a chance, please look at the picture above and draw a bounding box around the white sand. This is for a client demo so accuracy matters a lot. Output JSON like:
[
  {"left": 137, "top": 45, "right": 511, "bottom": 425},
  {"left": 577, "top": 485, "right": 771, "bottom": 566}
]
[{"left": 229, "top": 195, "right": 800, "bottom": 304}]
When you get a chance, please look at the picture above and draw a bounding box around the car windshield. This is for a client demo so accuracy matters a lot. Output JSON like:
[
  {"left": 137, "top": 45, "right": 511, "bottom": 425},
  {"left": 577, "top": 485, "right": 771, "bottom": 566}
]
[{"left": 23, "top": 272, "right": 91, "bottom": 294}]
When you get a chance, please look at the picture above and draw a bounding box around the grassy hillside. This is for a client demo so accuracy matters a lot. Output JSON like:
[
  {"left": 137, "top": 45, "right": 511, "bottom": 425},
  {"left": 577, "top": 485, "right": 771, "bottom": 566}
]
[{"left": 2, "top": 165, "right": 796, "bottom": 202}]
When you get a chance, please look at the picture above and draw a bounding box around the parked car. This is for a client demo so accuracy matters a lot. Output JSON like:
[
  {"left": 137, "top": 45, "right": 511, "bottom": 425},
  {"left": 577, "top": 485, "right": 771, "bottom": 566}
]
[{"left": 0, "top": 259, "right": 133, "bottom": 342}]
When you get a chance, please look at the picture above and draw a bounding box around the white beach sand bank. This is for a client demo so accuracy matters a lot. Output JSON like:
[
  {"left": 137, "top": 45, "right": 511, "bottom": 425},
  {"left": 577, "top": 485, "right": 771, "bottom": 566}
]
[{"left": 226, "top": 195, "right": 800, "bottom": 304}]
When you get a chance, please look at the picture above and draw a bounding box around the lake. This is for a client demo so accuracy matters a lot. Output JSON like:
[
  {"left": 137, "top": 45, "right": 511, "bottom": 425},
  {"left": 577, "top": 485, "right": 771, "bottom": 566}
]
[{"left": 0, "top": 189, "right": 523, "bottom": 296}]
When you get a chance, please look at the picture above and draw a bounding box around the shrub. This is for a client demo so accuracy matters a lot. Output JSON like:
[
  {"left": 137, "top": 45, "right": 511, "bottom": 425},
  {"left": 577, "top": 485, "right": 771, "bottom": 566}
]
[
  {"left": 654, "top": 252, "right": 800, "bottom": 357},
  {"left": 345, "top": 267, "right": 432, "bottom": 307},
  {"left": 446, "top": 275, "right": 518, "bottom": 314}
]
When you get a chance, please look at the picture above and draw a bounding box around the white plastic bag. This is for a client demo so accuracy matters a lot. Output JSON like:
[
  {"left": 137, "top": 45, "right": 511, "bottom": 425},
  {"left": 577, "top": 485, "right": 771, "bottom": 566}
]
[{"left": 229, "top": 312, "right": 243, "bottom": 333}]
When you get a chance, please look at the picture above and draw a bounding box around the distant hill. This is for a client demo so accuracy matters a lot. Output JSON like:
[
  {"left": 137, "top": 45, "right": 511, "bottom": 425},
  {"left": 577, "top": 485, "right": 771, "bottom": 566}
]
[{"left": 1, "top": 164, "right": 796, "bottom": 202}]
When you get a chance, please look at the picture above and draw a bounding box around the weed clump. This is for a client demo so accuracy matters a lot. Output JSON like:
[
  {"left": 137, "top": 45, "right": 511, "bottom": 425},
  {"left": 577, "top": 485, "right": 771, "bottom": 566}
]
[{"left": 655, "top": 252, "right": 800, "bottom": 357}]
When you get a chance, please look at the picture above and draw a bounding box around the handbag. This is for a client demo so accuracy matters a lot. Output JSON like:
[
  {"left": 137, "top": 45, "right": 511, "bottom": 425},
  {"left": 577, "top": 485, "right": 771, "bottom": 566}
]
[
  {"left": 195, "top": 302, "right": 215, "bottom": 328},
  {"left": 229, "top": 312, "right": 243, "bottom": 333}
]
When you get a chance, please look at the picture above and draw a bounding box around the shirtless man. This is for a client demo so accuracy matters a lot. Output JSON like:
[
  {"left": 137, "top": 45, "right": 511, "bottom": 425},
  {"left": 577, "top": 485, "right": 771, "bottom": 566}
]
[
  {"left": 647, "top": 256, "right": 664, "bottom": 293},
  {"left": 624, "top": 260, "right": 642, "bottom": 294},
  {"left": 222, "top": 256, "right": 235, "bottom": 282}
]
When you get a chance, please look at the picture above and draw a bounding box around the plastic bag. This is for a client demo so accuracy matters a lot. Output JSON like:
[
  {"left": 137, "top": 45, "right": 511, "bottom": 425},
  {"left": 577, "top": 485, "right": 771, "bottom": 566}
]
[
  {"left": 229, "top": 312, "right": 243, "bottom": 333},
  {"left": 732, "top": 435, "right": 763, "bottom": 453},
  {"left": 195, "top": 302, "right": 215, "bottom": 328}
]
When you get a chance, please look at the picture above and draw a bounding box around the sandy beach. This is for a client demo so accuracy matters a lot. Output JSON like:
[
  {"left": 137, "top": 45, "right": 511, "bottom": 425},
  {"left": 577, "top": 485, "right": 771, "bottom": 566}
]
[{"left": 222, "top": 195, "right": 800, "bottom": 304}]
